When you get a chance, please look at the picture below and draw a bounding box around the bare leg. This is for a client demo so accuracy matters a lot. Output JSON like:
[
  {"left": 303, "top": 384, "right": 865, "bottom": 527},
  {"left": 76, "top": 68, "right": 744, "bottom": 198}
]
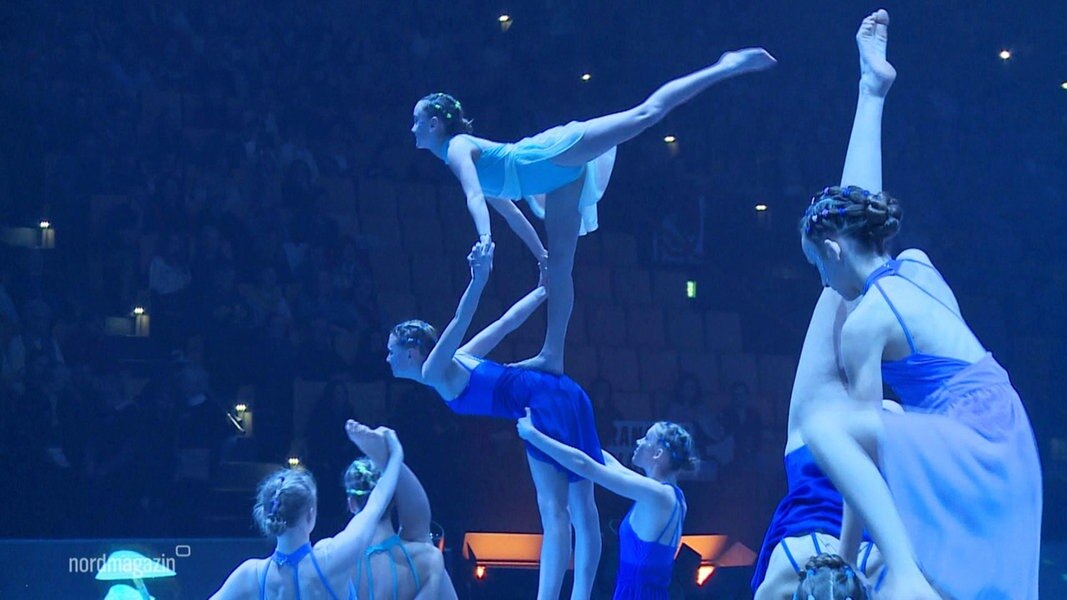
[
  {"left": 529, "top": 455, "right": 572, "bottom": 600},
  {"left": 840, "top": 9, "right": 896, "bottom": 192},
  {"left": 553, "top": 48, "right": 776, "bottom": 168},
  {"left": 803, "top": 409, "right": 939, "bottom": 599},
  {"left": 512, "top": 175, "right": 584, "bottom": 373},
  {"left": 567, "top": 479, "right": 600, "bottom": 600}
]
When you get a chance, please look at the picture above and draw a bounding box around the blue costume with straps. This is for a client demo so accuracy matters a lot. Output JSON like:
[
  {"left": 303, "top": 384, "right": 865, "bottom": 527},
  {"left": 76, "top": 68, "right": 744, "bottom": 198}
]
[
  {"left": 259, "top": 543, "right": 347, "bottom": 600},
  {"left": 751, "top": 445, "right": 880, "bottom": 593},
  {"left": 349, "top": 534, "right": 421, "bottom": 600},
  {"left": 447, "top": 355, "right": 604, "bottom": 481},
  {"left": 862, "top": 257, "right": 1041, "bottom": 599},
  {"left": 443, "top": 125, "right": 616, "bottom": 236},
  {"left": 613, "top": 483, "right": 686, "bottom": 599}
]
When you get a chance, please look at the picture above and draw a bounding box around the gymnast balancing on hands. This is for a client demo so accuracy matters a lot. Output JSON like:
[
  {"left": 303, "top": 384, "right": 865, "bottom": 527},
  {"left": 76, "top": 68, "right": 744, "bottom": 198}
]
[
  {"left": 797, "top": 9, "right": 1041, "bottom": 599},
  {"left": 412, "top": 47, "right": 775, "bottom": 373},
  {"left": 385, "top": 241, "right": 603, "bottom": 600}
]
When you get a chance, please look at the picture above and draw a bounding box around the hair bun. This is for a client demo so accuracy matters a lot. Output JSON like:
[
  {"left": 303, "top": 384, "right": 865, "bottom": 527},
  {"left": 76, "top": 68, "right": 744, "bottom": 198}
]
[{"left": 862, "top": 193, "right": 901, "bottom": 242}]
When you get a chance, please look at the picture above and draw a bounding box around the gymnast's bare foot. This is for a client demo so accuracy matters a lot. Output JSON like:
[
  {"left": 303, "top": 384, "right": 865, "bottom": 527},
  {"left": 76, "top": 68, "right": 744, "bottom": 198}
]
[
  {"left": 718, "top": 48, "right": 778, "bottom": 75},
  {"left": 509, "top": 352, "right": 563, "bottom": 375},
  {"left": 857, "top": 9, "right": 896, "bottom": 97}
]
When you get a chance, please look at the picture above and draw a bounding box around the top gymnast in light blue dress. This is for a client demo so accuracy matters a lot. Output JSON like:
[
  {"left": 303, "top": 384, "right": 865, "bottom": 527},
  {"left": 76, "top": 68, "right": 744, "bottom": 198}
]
[
  {"left": 796, "top": 11, "right": 1041, "bottom": 599},
  {"left": 411, "top": 47, "right": 776, "bottom": 374}
]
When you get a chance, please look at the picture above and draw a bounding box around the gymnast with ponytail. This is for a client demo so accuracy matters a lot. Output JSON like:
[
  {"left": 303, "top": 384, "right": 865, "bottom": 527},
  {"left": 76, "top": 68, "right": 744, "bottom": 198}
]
[{"left": 209, "top": 421, "right": 404, "bottom": 600}]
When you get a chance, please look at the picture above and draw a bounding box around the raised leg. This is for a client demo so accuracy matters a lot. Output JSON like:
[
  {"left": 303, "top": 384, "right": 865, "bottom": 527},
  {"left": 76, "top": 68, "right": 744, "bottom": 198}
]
[
  {"left": 552, "top": 48, "right": 776, "bottom": 168},
  {"left": 840, "top": 9, "right": 896, "bottom": 192},
  {"left": 528, "top": 455, "right": 573, "bottom": 600}
]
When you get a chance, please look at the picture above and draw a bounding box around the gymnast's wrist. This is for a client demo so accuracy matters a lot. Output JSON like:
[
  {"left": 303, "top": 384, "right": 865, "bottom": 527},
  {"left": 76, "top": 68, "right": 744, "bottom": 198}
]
[{"left": 478, "top": 233, "right": 492, "bottom": 243}]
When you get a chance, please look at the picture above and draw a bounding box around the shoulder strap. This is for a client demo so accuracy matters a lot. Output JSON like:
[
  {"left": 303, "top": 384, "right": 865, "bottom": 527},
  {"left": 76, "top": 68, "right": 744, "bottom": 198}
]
[
  {"left": 308, "top": 550, "right": 342, "bottom": 600},
  {"left": 259, "top": 560, "right": 270, "bottom": 600},
  {"left": 655, "top": 484, "right": 685, "bottom": 546},
  {"left": 869, "top": 280, "right": 918, "bottom": 354}
]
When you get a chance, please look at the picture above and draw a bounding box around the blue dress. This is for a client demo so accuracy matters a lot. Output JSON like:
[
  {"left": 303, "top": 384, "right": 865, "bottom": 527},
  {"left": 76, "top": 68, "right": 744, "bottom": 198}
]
[
  {"left": 866, "top": 258, "right": 1042, "bottom": 599},
  {"left": 447, "top": 356, "right": 604, "bottom": 481},
  {"left": 614, "top": 483, "right": 686, "bottom": 599},
  {"left": 751, "top": 445, "right": 877, "bottom": 592},
  {"left": 259, "top": 542, "right": 348, "bottom": 600},
  {"left": 443, "top": 123, "right": 617, "bottom": 235}
]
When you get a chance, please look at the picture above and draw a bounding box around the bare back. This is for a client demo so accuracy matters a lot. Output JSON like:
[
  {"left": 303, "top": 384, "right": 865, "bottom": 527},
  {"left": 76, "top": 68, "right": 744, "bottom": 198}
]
[
  {"left": 853, "top": 249, "right": 986, "bottom": 365},
  {"left": 253, "top": 544, "right": 348, "bottom": 600}
]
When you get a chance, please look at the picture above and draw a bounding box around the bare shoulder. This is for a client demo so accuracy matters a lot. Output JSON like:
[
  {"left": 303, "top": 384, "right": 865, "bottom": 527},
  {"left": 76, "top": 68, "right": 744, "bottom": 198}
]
[
  {"left": 446, "top": 135, "right": 477, "bottom": 159},
  {"left": 313, "top": 536, "right": 335, "bottom": 556},
  {"left": 844, "top": 295, "right": 896, "bottom": 340},
  {"left": 237, "top": 557, "right": 263, "bottom": 579},
  {"left": 407, "top": 541, "right": 445, "bottom": 570},
  {"left": 211, "top": 558, "right": 262, "bottom": 598},
  {"left": 896, "top": 247, "right": 933, "bottom": 266}
]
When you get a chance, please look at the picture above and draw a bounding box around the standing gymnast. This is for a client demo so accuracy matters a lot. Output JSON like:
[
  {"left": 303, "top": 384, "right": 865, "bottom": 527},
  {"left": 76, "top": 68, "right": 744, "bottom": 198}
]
[
  {"left": 751, "top": 12, "right": 898, "bottom": 600},
  {"left": 412, "top": 48, "right": 775, "bottom": 373},
  {"left": 517, "top": 413, "right": 696, "bottom": 600},
  {"left": 386, "top": 242, "right": 602, "bottom": 600},
  {"left": 210, "top": 422, "right": 403, "bottom": 600},
  {"left": 798, "top": 10, "right": 1041, "bottom": 599}
]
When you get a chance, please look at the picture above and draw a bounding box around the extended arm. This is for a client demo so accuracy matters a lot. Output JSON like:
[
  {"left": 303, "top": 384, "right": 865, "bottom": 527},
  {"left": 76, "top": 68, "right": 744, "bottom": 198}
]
[
  {"left": 447, "top": 138, "right": 491, "bottom": 241},
  {"left": 330, "top": 426, "right": 405, "bottom": 566},
  {"left": 836, "top": 311, "right": 892, "bottom": 560},
  {"left": 517, "top": 409, "right": 671, "bottom": 505},
  {"left": 421, "top": 243, "right": 493, "bottom": 383},
  {"left": 459, "top": 285, "right": 546, "bottom": 357},
  {"left": 487, "top": 197, "right": 548, "bottom": 264}
]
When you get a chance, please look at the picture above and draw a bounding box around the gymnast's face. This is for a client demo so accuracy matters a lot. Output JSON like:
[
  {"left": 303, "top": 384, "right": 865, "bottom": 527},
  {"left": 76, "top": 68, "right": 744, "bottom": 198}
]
[
  {"left": 411, "top": 101, "right": 442, "bottom": 150},
  {"left": 633, "top": 424, "right": 665, "bottom": 472},
  {"left": 386, "top": 334, "right": 423, "bottom": 379}
]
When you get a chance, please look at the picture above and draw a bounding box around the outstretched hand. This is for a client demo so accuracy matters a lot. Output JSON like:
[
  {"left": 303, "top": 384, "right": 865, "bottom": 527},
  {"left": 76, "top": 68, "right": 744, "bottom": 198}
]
[
  {"left": 515, "top": 407, "right": 537, "bottom": 441},
  {"left": 468, "top": 240, "right": 495, "bottom": 280}
]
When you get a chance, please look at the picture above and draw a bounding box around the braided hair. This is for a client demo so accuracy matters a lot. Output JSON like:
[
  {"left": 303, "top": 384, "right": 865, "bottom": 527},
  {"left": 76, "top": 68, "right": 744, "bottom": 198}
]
[
  {"left": 252, "top": 468, "right": 318, "bottom": 537},
  {"left": 655, "top": 421, "right": 700, "bottom": 472},
  {"left": 801, "top": 186, "right": 902, "bottom": 255},
  {"left": 343, "top": 457, "right": 381, "bottom": 511},
  {"left": 390, "top": 320, "right": 439, "bottom": 355},
  {"left": 793, "top": 553, "right": 869, "bottom": 600},
  {"left": 420, "top": 92, "right": 474, "bottom": 136}
]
